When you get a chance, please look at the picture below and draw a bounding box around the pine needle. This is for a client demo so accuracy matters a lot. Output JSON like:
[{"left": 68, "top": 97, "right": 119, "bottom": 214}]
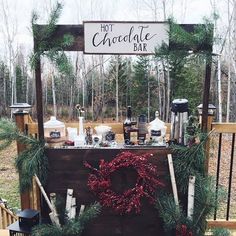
[
  {"left": 32, "top": 202, "right": 101, "bottom": 236},
  {"left": 30, "top": 1, "right": 75, "bottom": 77},
  {"left": 0, "top": 118, "right": 48, "bottom": 193}
]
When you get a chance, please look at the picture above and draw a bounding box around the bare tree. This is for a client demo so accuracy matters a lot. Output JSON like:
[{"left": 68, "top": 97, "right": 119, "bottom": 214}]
[{"left": 0, "top": 0, "right": 18, "bottom": 109}]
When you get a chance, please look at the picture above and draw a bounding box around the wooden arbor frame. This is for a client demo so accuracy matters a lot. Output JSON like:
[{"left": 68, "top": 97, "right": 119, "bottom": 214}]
[{"left": 33, "top": 23, "right": 213, "bottom": 138}]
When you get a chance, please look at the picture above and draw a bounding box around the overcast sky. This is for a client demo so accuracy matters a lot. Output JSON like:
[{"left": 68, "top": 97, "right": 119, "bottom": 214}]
[{"left": 0, "top": 0, "right": 231, "bottom": 58}]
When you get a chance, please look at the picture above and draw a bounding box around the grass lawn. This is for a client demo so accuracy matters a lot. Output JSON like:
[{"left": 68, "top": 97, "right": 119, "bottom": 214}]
[{"left": 0, "top": 142, "right": 20, "bottom": 211}]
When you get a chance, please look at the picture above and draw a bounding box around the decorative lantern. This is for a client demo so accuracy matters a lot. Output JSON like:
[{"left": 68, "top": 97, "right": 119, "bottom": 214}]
[
  {"left": 7, "top": 209, "right": 40, "bottom": 236},
  {"left": 197, "top": 104, "right": 216, "bottom": 116},
  {"left": 9, "top": 103, "right": 32, "bottom": 114}
]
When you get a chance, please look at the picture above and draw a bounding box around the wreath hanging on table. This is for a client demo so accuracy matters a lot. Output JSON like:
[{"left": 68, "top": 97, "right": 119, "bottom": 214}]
[{"left": 84, "top": 151, "right": 164, "bottom": 215}]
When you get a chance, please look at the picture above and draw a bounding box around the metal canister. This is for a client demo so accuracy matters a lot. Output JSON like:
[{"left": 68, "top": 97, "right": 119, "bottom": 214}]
[{"left": 170, "top": 99, "right": 188, "bottom": 145}]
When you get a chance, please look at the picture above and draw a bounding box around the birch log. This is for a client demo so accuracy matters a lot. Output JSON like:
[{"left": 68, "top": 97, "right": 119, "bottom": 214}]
[
  {"left": 66, "top": 189, "right": 74, "bottom": 214},
  {"left": 79, "top": 205, "right": 85, "bottom": 216},
  {"left": 50, "top": 193, "right": 58, "bottom": 217},
  {"left": 34, "top": 174, "right": 60, "bottom": 227},
  {"left": 187, "top": 175, "right": 196, "bottom": 220},
  {"left": 167, "top": 154, "right": 179, "bottom": 206},
  {"left": 68, "top": 197, "right": 76, "bottom": 219}
]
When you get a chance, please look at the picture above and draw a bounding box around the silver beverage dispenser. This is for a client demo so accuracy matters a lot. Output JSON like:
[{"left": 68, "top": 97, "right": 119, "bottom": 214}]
[{"left": 170, "top": 99, "right": 189, "bottom": 145}]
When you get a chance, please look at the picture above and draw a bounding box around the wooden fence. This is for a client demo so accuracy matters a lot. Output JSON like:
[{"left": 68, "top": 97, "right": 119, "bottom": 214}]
[
  {"left": 207, "top": 123, "right": 236, "bottom": 229},
  {"left": 0, "top": 203, "right": 17, "bottom": 229}
]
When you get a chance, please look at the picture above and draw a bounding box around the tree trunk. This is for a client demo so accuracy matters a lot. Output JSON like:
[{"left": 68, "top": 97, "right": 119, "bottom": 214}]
[
  {"left": 156, "top": 61, "right": 162, "bottom": 119},
  {"left": 217, "top": 55, "right": 222, "bottom": 122},
  {"left": 51, "top": 73, "right": 57, "bottom": 117},
  {"left": 68, "top": 85, "right": 74, "bottom": 120}
]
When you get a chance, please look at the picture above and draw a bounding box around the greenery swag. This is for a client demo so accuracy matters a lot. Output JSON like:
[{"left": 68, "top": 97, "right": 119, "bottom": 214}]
[
  {"left": 32, "top": 201, "right": 101, "bottom": 236},
  {"left": 155, "top": 133, "right": 229, "bottom": 236},
  {"left": 30, "top": 1, "right": 74, "bottom": 78}
]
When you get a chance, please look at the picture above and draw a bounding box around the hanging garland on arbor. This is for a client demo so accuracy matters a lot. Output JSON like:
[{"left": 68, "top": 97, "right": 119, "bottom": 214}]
[
  {"left": 84, "top": 151, "right": 164, "bottom": 215},
  {"left": 30, "top": 1, "right": 75, "bottom": 77}
]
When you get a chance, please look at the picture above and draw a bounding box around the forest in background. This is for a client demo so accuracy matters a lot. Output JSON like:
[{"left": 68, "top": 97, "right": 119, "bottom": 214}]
[{"left": 0, "top": 0, "right": 236, "bottom": 123}]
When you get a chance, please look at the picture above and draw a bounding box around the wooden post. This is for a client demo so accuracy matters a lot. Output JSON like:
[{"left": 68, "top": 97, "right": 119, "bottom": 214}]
[
  {"left": 33, "top": 30, "right": 44, "bottom": 140},
  {"left": 13, "top": 112, "right": 31, "bottom": 210},
  {"left": 202, "top": 56, "right": 212, "bottom": 133},
  {"left": 205, "top": 114, "right": 214, "bottom": 173},
  {"left": 199, "top": 107, "right": 215, "bottom": 173},
  {"left": 14, "top": 112, "right": 30, "bottom": 153}
]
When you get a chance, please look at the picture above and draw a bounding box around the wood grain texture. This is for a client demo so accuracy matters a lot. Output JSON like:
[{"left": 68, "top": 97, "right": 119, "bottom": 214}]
[{"left": 44, "top": 147, "right": 171, "bottom": 236}]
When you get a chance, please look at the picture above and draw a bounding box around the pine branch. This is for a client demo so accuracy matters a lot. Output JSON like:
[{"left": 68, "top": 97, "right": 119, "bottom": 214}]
[
  {"left": 155, "top": 194, "right": 184, "bottom": 231},
  {"left": 0, "top": 118, "right": 20, "bottom": 149},
  {"left": 44, "top": 2, "right": 63, "bottom": 38},
  {"left": 32, "top": 202, "right": 101, "bottom": 236},
  {"left": 32, "top": 224, "right": 62, "bottom": 236},
  {"left": 30, "top": 1, "right": 75, "bottom": 77},
  {"left": 170, "top": 133, "right": 209, "bottom": 193},
  {"left": 15, "top": 140, "right": 48, "bottom": 193},
  {"left": 63, "top": 203, "right": 101, "bottom": 235},
  {"left": 0, "top": 118, "right": 48, "bottom": 193},
  {"left": 77, "top": 202, "right": 101, "bottom": 228}
]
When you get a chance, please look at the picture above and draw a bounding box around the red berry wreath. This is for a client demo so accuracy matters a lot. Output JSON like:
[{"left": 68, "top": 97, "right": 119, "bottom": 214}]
[{"left": 84, "top": 151, "right": 164, "bottom": 215}]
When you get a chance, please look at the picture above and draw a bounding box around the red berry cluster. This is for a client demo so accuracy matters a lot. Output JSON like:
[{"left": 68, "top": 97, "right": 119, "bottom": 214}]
[
  {"left": 176, "top": 225, "right": 193, "bottom": 236},
  {"left": 84, "top": 151, "right": 164, "bottom": 215}
]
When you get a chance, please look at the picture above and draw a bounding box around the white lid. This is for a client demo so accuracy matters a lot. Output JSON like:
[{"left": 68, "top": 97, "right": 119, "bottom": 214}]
[
  {"left": 44, "top": 116, "right": 65, "bottom": 128},
  {"left": 172, "top": 98, "right": 188, "bottom": 104},
  {"left": 94, "top": 125, "right": 111, "bottom": 135}
]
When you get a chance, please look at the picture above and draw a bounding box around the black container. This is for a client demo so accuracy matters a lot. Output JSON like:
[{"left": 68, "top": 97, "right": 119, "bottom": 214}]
[
  {"left": 138, "top": 114, "right": 148, "bottom": 145},
  {"left": 8, "top": 209, "right": 40, "bottom": 236},
  {"left": 18, "top": 209, "right": 40, "bottom": 227}
]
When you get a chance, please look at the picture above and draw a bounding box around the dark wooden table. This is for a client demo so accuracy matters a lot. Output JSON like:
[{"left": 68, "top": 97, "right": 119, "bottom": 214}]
[{"left": 44, "top": 146, "right": 171, "bottom": 236}]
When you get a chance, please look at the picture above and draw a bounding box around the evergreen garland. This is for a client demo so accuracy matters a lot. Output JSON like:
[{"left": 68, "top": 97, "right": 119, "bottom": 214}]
[
  {"left": 16, "top": 139, "right": 48, "bottom": 193},
  {"left": 0, "top": 118, "right": 48, "bottom": 193},
  {"left": 30, "top": 1, "right": 75, "bottom": 78},
  {"left": 155, "top": 18, "right": 214, "bottom": 112},
  {"left": 159, "top": 18, "right": 213, "bottom": 55},
  {"left": 171, "top": 133, "right": 208, "bottom": 193},
  {"left": 32, "top": 202, "right": 101, "bottom": 236},
  {"left": 156, "top": 194, "right": 188, "bottom": 231},
  {"left": 155, "top": 133, "right": 226, "bottom": 236}
]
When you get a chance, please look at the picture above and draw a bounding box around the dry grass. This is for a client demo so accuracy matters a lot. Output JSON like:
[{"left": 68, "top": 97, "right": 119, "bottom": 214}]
[{"left": 0, "top": 142, "right": 20, "bottom": 211}]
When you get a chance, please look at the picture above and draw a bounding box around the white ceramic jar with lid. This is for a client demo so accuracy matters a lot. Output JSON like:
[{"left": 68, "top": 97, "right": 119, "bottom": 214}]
[
  {"left": 148, "top": 111, "right": 167, "bottom": 145},
  {"left": 44, "top": 116, "right": 65, "bottom": 138}
]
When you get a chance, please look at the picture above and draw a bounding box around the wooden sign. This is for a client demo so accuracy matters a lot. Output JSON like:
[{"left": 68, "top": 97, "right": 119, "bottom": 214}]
[{"left": 84, "top": 21, "right": 169, "bottom": 55}]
